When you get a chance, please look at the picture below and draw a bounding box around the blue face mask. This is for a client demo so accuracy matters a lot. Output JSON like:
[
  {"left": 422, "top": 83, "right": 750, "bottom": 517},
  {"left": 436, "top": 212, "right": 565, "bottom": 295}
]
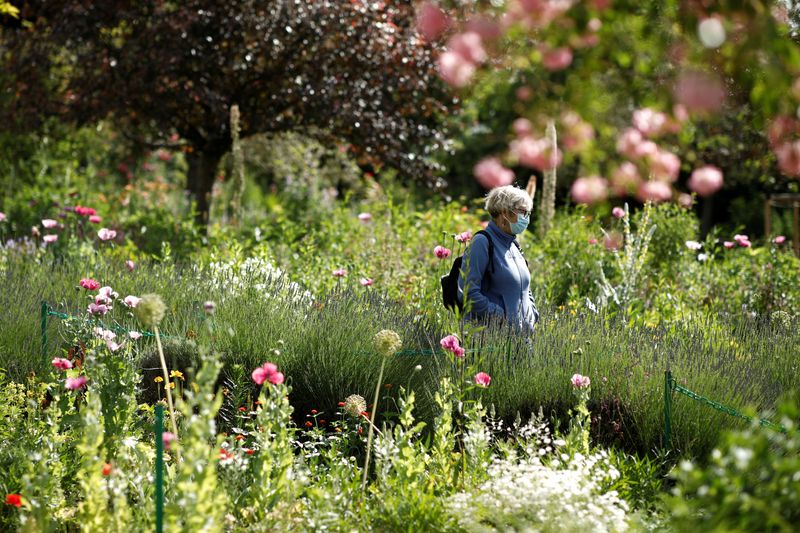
[{"left": 507, "top": 213, "right": 530, "bottom": 235}]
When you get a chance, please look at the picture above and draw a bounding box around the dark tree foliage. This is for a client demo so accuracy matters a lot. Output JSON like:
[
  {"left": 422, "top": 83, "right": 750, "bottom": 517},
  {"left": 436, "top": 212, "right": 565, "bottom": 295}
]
[{"left": 1, "top": 1, "right": 450, "bottom": 223}]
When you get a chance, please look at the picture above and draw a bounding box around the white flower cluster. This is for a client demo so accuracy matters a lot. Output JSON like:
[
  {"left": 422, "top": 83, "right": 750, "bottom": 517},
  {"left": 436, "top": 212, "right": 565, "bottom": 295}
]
[
  {"left": 448, "top": 452, "right": 630, "bottom": 532},
  {"left": 206, "top": 256, "right": 314, "bottom": 306}
]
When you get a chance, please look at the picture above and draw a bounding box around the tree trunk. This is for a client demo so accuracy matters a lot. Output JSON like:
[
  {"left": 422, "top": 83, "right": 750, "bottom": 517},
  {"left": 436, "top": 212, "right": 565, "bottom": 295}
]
[{"left": 186, "top": 151, "right": 222, "bottom": 228}]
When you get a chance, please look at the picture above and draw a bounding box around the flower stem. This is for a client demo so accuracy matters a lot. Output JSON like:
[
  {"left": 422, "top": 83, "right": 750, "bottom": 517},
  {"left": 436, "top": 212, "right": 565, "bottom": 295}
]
[
  {"left": 362, "top": 356, "right": 386, "bottom": 492},
  {"left": 154, "top": 325, "right": 181, "bottom": 462}
]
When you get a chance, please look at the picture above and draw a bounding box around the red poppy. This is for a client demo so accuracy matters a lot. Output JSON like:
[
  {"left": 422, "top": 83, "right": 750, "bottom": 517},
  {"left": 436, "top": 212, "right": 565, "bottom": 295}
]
[
  {"left": 337, "top": 402, "right": 346, "bottom": 407},
  {"left": 4, "top": 494, "right": 22, "bottom": 507},
  {"left": 238, "top": 407, "right": 246, "bottom": 412},
  {"left": 310, "top": 409, "right": 318, "bottom": 415},
  {"left": 244, "top": 449, "right": 254, "bottom": 455},
  {"left": 102, "top": 463, "right": 113, "bottom": 476},
  {"left": 304, "top": 421, "right": 313, "bottom": 427}
]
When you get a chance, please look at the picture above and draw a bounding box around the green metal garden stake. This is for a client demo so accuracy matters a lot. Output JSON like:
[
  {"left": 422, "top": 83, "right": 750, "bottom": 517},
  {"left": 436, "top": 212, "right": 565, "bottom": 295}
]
[
  {"left": 663, "top": 370, "right": 673, "bottom": 450},
  {"left": 40, "top": 301, "right": 48, "bottom": 361},
  {"left": 155, "top": 405, "right": 164, "bottom": 533}
]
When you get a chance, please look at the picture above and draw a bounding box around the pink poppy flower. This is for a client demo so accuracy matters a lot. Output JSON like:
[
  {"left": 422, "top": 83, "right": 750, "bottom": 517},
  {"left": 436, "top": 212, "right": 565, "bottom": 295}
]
[
  {"left": 123, "top": 295, "right": 141, "bottom": 308},
  {"left": 434, "top": 246, "right": 452, "bottom": 259},
  {"left": 473, "top": 157, "right": 515, "bottom": 189},
  {"left": 588, "top": 238, "right": 598, "bottom": 245},
  {"left": 570, "top": 373, "right": 591, "bottom": 389},
  {"left": 359, "top": 278, "right": 374, "bottom": 286},
  {"left": 87, "top": 302, "right": 109, "bottom": 315},
  {"left": 474, "top": 372, "right": 492, "bottom": 388},
  {"left": 128, "top": 331, "right": 142, "bottom": 340},
  {"left": 52, "top": 358, "right": 73, "bottom": 370},
  {"left": 98, "top": 228, "right": 117, "bottom": 241},
  {"left": 75, "top": 206, "right": 97, "bottom": 217},
  {"left": 611, "top": 207, "right": 625, "bottom": 219},
  {"left": 65, "top": 376, "right": 87, "bottom": 390},
  {"left": 93, "top": 327, "right": 116, "bottom": 341},
  {"left": 723, "top": 241, "right": 735, "bottom": 249},
  {"left": 455, "top": 231, "right": 472, "bottom": 243},
  {"left": 42, "top": 235, "right": 58, "bottom": 244},
  {"left": 41, "top": 219, "right": 58, "bottom": 229},
  {"left": 125, "top": 260, "right": 136, "bottom": 271},
  {"left": 773, "top": 235, "right": 786, "bottom": 245},
  {"left": 688, "top": 165, "right": 724, "bottom": 197},
  {"left": 440, "top": 335, "right": 466, "bottom": 358},
  {"left": 89, "top": 215, "right": 102, "bottom": 224},
  {"left": 80, "top": 278, "right": 100, "bottom": 291},
  {"left": 252, "top": 362, "right": 281, "bottom": 385},
  {"left": 357, "top": 212, "right": 372, "bottom": 223},
  {"left": 332, "top": 268, "right": 347, "bottom": 277},
  {"left": 267, "top": 372, "right": 285, "bottom": 385},
  {"left": 734, "top": 234, "right": 751, "bottom": 248},
  {"left": 106, "top": 340, "right": 122, "bottom": 352},
  {"left": 97, "top": 286, "right": 118, "bottom": 301}
]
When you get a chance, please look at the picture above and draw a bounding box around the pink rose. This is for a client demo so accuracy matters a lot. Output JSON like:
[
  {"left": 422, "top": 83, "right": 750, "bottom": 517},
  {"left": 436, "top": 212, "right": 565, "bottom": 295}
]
[
  {"left": 571, "top": 176, "right": 609, "bottom": 205},
  {"left": 649, "top": 150, "right": 681, "bottom": 182},
  {"left": 52, "top": 358, "right": 73, "bottom": 370},
  {"left": 688, "top": 165, "right": 724, "bottom": 197},
  {"left": 541, "top": 47, "right": 573, "bottom": 71},
  {"left": 632, "top": 108, "right": 669, "bottom": 137},
  {"left": 437, "top": 51, "right": 476, "bottom": 87},
  {"left": 65, "top": 376, "right": 87, "bottom": 390},
  {"left": 447, "top": 31, "right": 487, "bottom": 64},
  {"left": 510, "top": 136, "right": 562, "bottom": 171},
  {"left": 611, "top": 207, "right": 625, "bottom": 219},
  {"left": 616, "top": 128, "right": 643, "bottom": 159},
  {"left": 775, "top": 140, "right": 800, "bottom": 177},
  {"left": 513, "top": 118, "right": 534, "bottom": 138},
  {"left": 473, "top": 157, "right": 515, "bottom": 189},
  {"left": 570, "top": 373, "right": 591, "bottom": 389},
  {"left": 434, "top": 246, "right": 452, "bottom": 259},
  {"left": 674, "top": 70, "right": 726, "bottom": 114},
  {"left": 416, "top": 2, "right": 450, "bottom": 42},
  {"left": 610, "top": 162, "right": 642, "bottom": 196},
  {"left": 636, "top": 180, "right": 672, "bottom": 203},
  {"left": 80, "top": 278, "right": 100, "bottom": 291},
  {"left": 474, "top": 372, "right": 492, "bottom": 387}
]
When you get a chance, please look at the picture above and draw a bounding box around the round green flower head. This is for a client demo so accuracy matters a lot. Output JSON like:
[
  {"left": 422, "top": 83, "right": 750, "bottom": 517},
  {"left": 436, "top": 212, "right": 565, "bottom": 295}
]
[
  {"left": 373, "top": 329, "right": 402, "bottom": 357},
  {"left": 135, "top": 294, "right": 166, "bottom": 327},
  {"left": 343, "top": 394, "right": 367, "bottom": 418}
]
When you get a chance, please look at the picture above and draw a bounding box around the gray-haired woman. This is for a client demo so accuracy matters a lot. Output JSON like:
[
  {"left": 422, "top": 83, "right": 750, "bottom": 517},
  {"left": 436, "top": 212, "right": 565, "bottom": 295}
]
[{"left": 458, "top": 185, "right": 539, "bottom": 332}]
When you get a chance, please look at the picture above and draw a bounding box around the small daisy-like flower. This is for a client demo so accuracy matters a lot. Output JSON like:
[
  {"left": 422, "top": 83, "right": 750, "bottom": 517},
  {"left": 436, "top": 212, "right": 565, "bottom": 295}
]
[{"left": 343, "top": 394, "right": 367, "bottom": 418}]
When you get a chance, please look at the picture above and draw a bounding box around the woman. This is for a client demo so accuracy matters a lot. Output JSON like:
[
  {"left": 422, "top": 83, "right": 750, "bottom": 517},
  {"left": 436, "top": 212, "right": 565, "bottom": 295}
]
[{"left": 458, "top": 185, "right": 539, "bottom": 332}]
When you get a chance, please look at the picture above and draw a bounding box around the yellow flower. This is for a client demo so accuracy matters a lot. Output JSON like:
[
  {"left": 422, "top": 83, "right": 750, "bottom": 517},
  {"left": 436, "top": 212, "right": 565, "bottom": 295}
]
[
  {"left": 170, "top": 370, "right": 184, "bottom": 380},
  {"left": 168, "top": 382, "right": 176, "bottom": 389},
  {"left": 154, "top": 376, "right": 164, "bottom": 383}
]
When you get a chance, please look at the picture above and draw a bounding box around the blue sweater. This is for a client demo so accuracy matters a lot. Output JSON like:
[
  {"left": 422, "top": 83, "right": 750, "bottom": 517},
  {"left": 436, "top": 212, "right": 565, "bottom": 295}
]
[{"left": 457, "top": 221, "right": 539, "bottom": 331}]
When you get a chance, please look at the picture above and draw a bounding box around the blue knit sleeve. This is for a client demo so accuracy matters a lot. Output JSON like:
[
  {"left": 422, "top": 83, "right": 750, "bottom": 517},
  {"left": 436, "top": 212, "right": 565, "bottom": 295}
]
[{"left": 460, "top": 234, "right": 504, "bottom": 317}]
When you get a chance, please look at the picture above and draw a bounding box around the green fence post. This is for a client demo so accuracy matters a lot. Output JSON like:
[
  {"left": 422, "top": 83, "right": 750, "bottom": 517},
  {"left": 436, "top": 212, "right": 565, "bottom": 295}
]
[
  {"left": 663, "top": 370, "right": 673, "bottom": 450},
  {"left": 155, "top": 405, "right": 164, "bottom": 533},
  {"left": 40, "top": 301, "right": 48, "bottom": 361}
]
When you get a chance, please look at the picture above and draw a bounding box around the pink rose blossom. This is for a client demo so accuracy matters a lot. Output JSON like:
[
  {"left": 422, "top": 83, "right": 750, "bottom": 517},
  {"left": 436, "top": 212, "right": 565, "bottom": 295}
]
[
  {"left": 473, "top": 157, "right": 515, "bottom": 189},
  {"left": 570, "top": 373, "right": 591, "bottom": 389},
  {"left": 434, "top": 246, "right": 452, "bottom": 259},
  {"left": 649, "top": 150, "right": 681, "bottom": 182},
  {"left": 610, "top": 162, "right": 642, "bottom": 196},
  {"left": 357, "top": 212, "right": 373, "bottom": 223},
  {"left": 89, "top": 215, "right": 102, "bottom": 224},
  {"left": 440, "top": 335, "right": 466, "bottom": 358},
  {"left": 632, "top": 108, "right": 670, "bottom": 137},
  {"left": 438, "top": 51, "right": 476, "bottom": 87},
  {"left": 633, "top": 140, "right": 658, "bottom": 159},
  {"left": 767, "top": 115, "right": 799, "bottom": 148},
  {"left": 455, "top": 231, "right": 472, "bottom": 243},
  {"left": 513, "top": 118, "right": 534, "bottom": 138},
  {"left": 516, "top": 86, "right": 532, "bottom": 101},
  {"left": 541, "top": 47, "right": 573, "bottom": 71},
  {"left": 125, "top": 260, "right": 136, "bottom": 271},
  {"left": 636, "top": 180, "right": 672, "bottom": 203},
  {"left": 775, "top": 140, "right": 800, "bottom": 177},
  {"left": 332, "top": 268, "right": 347, "bottom": 277},
  {"left": 674, "top": 70, "right": 726, "bottom": 114},
  {"left": 447, "top": 31, "right": 487, "bottom": 64},
  {"left": 416, "top": 2, "right": 450, "bottom": 41},
  {"left": 123, "top": 295, "right": 141, "bottom": 308},
  {"left": 41, "top": 219, "right": 58, "bottom": 229},
  {"left": 773, "top": 235, "right": 786, "bottom": 245},
  {"left": 723, "top": 241, "right": 735, "bottom": 249},
  {"left": 65, "top": 376, "right": 88, "bottom": 390},
  {"left": 570, "top": 176, "right": 609, "bottom": 205},
  {"left": 98, "top": 228, "right": 117, "bottom": 241},
  {"left": 52, "top": 358, "right": 73, "bottom": 370},
  {"left": 162, "top": 432, "right": 176, "bottom": 449},
  {"left": 678, "top": 193, "right": 694, "bottom": 208},
  {"left": 359, "top": 278, "right": 374, "bottom": 286},
  {"left": 510, "top": 136, "right": 562, "bottom": 171},
  {"left": 612, "top": 207, "right": 625, "bottom": 219},
  {"left": 42, "top": 234, "right": 58, "bottom": 244},
  {"left": 80, "top": 278, "right": 100, "bottom": 291},
  {"left": 474, "top": 372, "right": 492, "bottom": 388},
  {"left": 688, "top": 165, "right": 724, "bottom": 197},
  {"left": 616, "top": 128, "right": 643, "bottom": 159}
]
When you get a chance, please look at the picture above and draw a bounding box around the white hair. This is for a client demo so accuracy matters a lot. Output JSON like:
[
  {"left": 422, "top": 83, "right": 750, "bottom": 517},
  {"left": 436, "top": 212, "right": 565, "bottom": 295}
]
[{"left": 485, "top": 185, "right": 533, "bottom": 218}]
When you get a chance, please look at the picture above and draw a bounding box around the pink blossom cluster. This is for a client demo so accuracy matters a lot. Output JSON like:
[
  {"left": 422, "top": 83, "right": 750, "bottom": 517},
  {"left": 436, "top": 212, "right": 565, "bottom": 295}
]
[
  {"left": 434, "top": 245, "right": 452, "bottom": 259},
  {"left": 437, "top": 31, "right": 487, "bottom": 87},
  {"left": 440, "top": 334, "right": 465, "bottom": 358},
  {"left": 767, "top": 115, "right": 800, "bottom": 177},
  {"left": 251, "top": 362, "right": 285, "bottom": 386},
  {"left": 510, "top": 135, "right": 562, "bottom": 172},
  {"left": 473, "top": 157, "right": 515, "bottom": 189}
]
